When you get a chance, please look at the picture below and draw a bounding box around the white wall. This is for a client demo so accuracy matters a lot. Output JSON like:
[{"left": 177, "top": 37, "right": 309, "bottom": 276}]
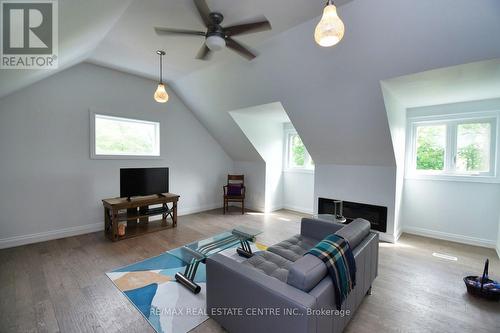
[
  {"left": 315, "top": 164, "right": 397, "bottom": 242},
  {"left": 400, "top": 99, "right": 500, "bottom": 248},
  {"left": 283, "top": 171, "right": 314, "bottom": 214},
  {"left": 0, "top": 63, "right": 233, "bottom": 248},
  {"left": 497, "top": 213, "right": 500, "bottom": 257},
  {"left": 402, "top": 180, "right": 500, "bottom": 248},
  {"left": 381, "top": 84, "right": 408, "bottom": 239},
  {"left": 233, "top": 161, "right": 266, "bottom": 212},
  {"left": 230, "top": 110, "right": 284, "bottom": 212}
]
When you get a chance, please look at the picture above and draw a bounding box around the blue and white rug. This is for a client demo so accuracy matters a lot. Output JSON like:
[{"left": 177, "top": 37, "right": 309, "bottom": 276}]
[{"left": 106, "top": 239, "right": 267, "bottom": 333}]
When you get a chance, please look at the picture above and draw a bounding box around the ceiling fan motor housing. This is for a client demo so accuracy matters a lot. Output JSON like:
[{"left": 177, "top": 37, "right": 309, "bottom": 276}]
[{"left": 205, "top": 12, "right": 226, "bottom": 51}]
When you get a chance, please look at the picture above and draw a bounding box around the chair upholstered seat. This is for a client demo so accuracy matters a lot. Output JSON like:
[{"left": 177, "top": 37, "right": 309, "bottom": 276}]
[
  {"left": 223, "top": 174, "right": 246, "bottom": 214},
  {"left": 267, "top": 235, "right": 317, "bottom": 262},
  {"left": 242, "top": 251, "right": 293, "bottom": 282}
]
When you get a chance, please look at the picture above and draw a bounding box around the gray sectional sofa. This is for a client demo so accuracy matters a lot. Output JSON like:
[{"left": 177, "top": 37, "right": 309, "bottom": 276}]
[{"left": 206, "top": 217, "right": 379, "bottom": 333}]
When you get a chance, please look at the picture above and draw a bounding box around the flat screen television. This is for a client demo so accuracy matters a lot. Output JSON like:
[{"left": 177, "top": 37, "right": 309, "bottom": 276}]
[{"left": 120, "top": 167, "right": 169, "bottom": 199}]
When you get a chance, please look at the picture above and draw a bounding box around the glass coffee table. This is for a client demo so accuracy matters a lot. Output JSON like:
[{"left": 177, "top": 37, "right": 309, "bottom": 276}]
[{"left": 167, "top": 225, "right": 261, "bottom": 294}]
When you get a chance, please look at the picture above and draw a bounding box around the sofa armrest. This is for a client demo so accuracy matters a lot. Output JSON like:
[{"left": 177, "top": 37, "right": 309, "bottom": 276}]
[
  {"left": 287, "top": 254, "right": 327, "bottom": 292},
  {"left": 300, "top": 217, "right": 344, "bottom": 240},
  {"left": 206, "top": 253, "right": 317, "bottom": 333}
]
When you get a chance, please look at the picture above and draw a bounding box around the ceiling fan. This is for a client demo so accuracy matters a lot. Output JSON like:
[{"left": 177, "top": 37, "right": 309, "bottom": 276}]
[{"left": 154, "top": 0, "right": 271, "bottom": 60}]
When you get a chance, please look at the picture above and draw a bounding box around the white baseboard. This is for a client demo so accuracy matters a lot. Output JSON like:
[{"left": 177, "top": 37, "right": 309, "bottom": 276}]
[
  {"left": 378, "top": 232, "right": 397, "bottom": 243},
  {"left": 230, "top": 203, "right": 265, "bottom": 213},
  {"left": 282, "top": 204, "right": 314, "bottom": 215},
  {"left": 178, "top": 203, "right": 221, "bottom": 216},
  {"left": 403, "top": 226, "right": 496, "bottom": 249},
  {"left": 394, "top": 227, "right": 403, "bottom": 243},
  {"left": 0, "top": 203, "right": 223, "bottom": 250},
  {"left": 0, "top": 222, "right": 102, "bottom": 250}
]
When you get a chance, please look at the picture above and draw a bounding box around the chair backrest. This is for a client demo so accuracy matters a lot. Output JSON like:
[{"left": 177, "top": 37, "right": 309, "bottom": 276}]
[{"left": 227, "top": 174, "right": 244, "bottom": 185}]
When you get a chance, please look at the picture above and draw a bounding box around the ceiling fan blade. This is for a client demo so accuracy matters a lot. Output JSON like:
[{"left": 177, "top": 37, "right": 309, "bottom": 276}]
[
  {"left": 195, "top": 43, "right": 211, "bottom": 60},
  {"left": 225, "top": 19, "right": 272, "bottom": 37},
  {"left": 226, "top": 37, "right": 256, "bottom": 60},
  {"left": 193, "top": 0, "right": 211, "bottom": 27},
  {"left": 155, "top": 27, "right": 206, "bottom": 36}
]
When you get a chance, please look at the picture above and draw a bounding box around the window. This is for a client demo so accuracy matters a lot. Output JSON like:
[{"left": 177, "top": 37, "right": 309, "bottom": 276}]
[
  {"left": 407, "top": 113, "right": 498, "bottom": 180},
  {"left": 91, "top": 113, "right": 160, "bottom": 158},
  {"left": 285, "top": 130, "right": 314, "bottom": 171}
]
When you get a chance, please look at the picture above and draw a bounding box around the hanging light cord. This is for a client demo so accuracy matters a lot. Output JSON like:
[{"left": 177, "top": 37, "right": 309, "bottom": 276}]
[{"left": 159, "top": 53, "right": 163, "bottom": 84}]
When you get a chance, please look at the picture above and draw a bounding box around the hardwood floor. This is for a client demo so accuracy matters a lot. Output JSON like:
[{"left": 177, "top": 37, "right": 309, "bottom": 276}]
[{"left": 1, "top": 208, "right": 499, "bottom": 332}]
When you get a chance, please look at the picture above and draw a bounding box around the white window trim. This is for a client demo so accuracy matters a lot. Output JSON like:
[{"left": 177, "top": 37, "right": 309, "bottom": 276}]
[
  {"left": 283, "top": 127, "right": 314, "bottom": 173},
  {"left": 405, "top": 110, "right": 500, "bottom": 183},
  {"left": 90, "top": 111, "right": 161, "bottom": 160}
]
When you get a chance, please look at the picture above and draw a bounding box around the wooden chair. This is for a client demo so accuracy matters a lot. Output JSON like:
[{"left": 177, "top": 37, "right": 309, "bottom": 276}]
[{"left": 223, "top": 175, "right": 245, "bottom": 214}]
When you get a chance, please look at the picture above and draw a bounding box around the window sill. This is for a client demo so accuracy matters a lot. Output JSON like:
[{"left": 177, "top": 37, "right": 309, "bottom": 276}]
[
  {"left": 91, "top": 154, "right": 162, "bottom": 160},
  {"left": 405, "top": 173, "right": 499, "bottom": 184},
  {"left": 284, "top": 168, "right": 315, "bottom": 174}
]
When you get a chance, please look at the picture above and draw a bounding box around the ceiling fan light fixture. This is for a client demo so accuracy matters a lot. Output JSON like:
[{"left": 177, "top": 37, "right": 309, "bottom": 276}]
[
  {"left": 314, "top": 0, "right": 345, "bottom": 47},
  {"left": 154, "top": 50, "right": 169, "bottom": 103},
  {"left": 205, "top": 35, "right": 226, "bottom": 51}
]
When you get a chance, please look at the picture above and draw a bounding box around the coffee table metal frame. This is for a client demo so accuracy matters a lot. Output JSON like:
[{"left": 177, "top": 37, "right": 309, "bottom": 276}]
[{"left": 169, "top": 227, "right": 260, "bottom": 294}]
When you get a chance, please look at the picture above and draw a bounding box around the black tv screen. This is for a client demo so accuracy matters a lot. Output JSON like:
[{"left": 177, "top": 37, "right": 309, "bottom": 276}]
[{"left": 120, "top": 168, "right": 169, "bottom": 198}]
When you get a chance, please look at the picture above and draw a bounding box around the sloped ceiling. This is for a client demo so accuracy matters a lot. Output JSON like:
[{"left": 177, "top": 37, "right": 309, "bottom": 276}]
[
  {"left": 2, "top": 0, "right": 500, "bottom": 166},
  {"left": 172, "top": 0, "right": 500, "bottom": 165},
  {"left": 382, "top": 58, "right": 500, "bottom": 109},
  {"left": 87, "top": 0, "right": 352, "bottom": 82},
  {"left": 0, "top": 0, "right": 134, "bottom": 98}
]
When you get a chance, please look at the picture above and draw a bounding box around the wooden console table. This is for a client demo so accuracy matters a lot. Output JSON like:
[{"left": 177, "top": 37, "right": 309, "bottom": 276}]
[{"left": 102, "top": 193, "right": 179, "bottom": 241}]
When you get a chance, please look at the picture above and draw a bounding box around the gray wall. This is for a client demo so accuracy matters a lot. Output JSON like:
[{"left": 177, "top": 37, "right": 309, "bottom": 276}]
[
  {"left": 0, "top": 63, "right": 233, "bottom": 248},
  {"left": 233, "top": 161, "right": 266, "bottom": 212}
]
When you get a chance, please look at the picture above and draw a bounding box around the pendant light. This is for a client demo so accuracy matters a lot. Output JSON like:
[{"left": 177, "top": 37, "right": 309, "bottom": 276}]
[
  {"left": 314, "top": 0, "right": 345, "bottom": 47},
  {"left": 154, "top": 50, "right": 169, "bottom": 103}
]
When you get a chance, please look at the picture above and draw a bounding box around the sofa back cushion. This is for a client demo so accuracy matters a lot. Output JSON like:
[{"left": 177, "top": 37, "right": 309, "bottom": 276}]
[{"left": 335, "top": 218, "right": 371, "bottom": 248}]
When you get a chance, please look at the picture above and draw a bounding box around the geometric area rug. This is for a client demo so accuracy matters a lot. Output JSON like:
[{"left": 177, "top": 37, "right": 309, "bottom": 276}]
[{"left": 106, "top": 239, "right": 267, "bottom": 333}]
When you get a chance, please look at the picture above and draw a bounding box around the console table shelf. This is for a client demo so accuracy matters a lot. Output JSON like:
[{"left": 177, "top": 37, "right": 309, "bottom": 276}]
[
  {"left": 116, "top": 206, "right": 173, "bottom": 221},
  {"left": 102, "top": 193, "right": 179, "bottom": 241}
]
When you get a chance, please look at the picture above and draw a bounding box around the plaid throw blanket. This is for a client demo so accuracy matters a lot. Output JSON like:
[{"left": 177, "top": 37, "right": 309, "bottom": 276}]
[{"left": 307, "top": 234, "right": 356, "bottom": 310}]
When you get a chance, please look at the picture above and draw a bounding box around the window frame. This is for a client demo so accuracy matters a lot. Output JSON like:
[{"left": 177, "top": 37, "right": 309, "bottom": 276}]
[
  {"left": 90, "top": 111, "right": 161, "bottom": 160},
  {"left": 283, "top": 128, "right": 314, "bottom": 173},
  {"left": 405, "top": 111, "right": 499, "bottom": 182}
]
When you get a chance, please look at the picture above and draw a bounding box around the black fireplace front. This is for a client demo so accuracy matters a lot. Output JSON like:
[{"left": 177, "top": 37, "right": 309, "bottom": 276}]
[{"left": 318, "top": 197, "right": 387, "bottom": 232}]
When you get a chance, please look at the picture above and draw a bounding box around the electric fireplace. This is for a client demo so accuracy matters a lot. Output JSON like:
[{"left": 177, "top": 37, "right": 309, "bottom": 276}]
[{"left": 317, "top": 197, "right": 387, "bottom": 232}]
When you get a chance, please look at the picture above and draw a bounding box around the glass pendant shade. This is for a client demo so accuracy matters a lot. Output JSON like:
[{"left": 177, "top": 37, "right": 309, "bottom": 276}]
[
  {"left": 314, "top": 2, "right": 345, "bottom": 47},
  {"left": 154, "top": 50, "right": 169, "bottom": 104},
  {"left": 154, "top": 83, "right": 169, "bottom": 103}
]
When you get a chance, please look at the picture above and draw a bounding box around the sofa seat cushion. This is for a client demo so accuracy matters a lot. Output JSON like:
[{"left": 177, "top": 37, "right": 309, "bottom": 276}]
[
  {"left": 267, "top": 235, "right": 317, "bottom": 262},
  {"left": 242, "top": 251, "right": 293, "bottom": 282}
]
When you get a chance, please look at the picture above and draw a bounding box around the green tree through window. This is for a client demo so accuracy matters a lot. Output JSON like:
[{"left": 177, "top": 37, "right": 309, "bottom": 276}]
[
  {"left": 416, "top": 125, "right": 445, "bottom": 170},
  {"left": 456, "top": 123, "right": 490, "bottom": 172},
  {"left": 291, "top": 135, "right": 306, "bottom": 166}
]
